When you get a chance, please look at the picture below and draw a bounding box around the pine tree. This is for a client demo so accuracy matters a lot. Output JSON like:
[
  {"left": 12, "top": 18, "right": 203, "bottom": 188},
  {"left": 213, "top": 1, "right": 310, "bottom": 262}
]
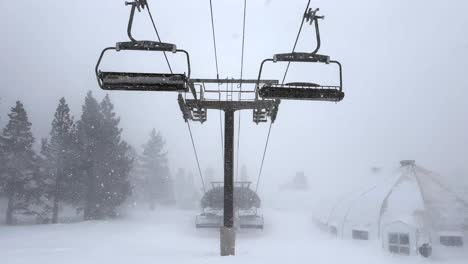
[
  {"left": 0, "top": 101, "right": 42, "bottom": 225},
  {"left": 76, "top": 93, "right": 133, "bottom": 220},
  {"left": 139, "top": 128, "right": 172, "bottom": 209},
  {"left": 0, "top": 134, "right": 8, "bottom": 197},
  {"left": 98, "top": 95, "right": 132, "bottom": 217},
  {"left": 41, "top": 98, "right": 77, "bottom": 223},
  {"left": 77, "top": 92, "right": 105, "bottom": 220}
]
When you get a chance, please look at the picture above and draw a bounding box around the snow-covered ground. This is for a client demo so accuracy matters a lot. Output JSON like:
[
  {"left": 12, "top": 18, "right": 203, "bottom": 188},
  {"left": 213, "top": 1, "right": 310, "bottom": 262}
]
[{"left": 1, "top": 192, "right": 467, "bottom": 264}]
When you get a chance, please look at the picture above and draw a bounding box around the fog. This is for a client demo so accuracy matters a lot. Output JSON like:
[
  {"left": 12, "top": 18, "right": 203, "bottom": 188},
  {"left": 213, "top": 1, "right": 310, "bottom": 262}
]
[
  {"left": 1, "top": 0, "right": 468, "bottom": 262},
  {"left": 1, "top": 0, "right": 468, "bottom": 194}
]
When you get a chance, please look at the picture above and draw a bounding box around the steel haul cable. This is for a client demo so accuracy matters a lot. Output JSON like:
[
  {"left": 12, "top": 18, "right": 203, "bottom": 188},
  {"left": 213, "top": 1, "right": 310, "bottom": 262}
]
[
  {"left": 236, "top": 0, "right": 248, "bottom": 179},
  {"left": 255, "top": 122, "right": 272, "bottom": 193},
  {"left": 146, "top": 0, "right": 206, "bottom": 193},
  {"left": 255, "top": 0, "right": 311, "bottom": 193},
  {"left": 187, "top": 122, "right": 207, "bottom": 193},
  {"left": 146, "top": 0, "right": 173, "bottom": 73},
  {"left": 281, "top": 0, "right": 311, "bottom": 85},
  {"left": 208, "top": 0, "right": 224, "bottom": 160}
]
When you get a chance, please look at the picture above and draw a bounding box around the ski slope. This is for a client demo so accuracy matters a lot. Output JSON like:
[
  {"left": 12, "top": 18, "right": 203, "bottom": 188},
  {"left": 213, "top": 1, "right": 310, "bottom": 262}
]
[{"left": 1, "top": 190, "right": 467, "bottom": 264}]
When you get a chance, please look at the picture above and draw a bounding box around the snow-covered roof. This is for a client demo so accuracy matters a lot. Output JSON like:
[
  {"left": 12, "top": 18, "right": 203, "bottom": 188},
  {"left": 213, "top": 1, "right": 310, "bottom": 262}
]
[{"left": 327, "top": 161, "right": 468, "bottom": 236}]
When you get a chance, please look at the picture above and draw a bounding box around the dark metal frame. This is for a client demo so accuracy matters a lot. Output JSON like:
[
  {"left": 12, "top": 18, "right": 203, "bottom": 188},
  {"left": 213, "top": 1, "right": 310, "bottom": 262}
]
[
  {"left": 304, "top": 8, "right": 323, "bottom": 54},
  {"left": 255, "top": 56, "right": 343, "bottom": 101},
  {"left": 254, "top": 8, "right": 344, "bottom": 102},
  {"left": 95, "top": 0, "right": 193, "bottom": 94},
  {"left": 179, "top": 78, "right": 280, "bottom": 124},
  {"left": 95, "top": 47, "right": 191, "bottom": 91}
]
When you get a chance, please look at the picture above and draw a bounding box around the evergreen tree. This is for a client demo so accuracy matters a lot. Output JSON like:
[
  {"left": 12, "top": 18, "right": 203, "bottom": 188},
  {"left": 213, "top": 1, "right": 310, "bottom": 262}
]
[
  {"left": 0, "top": 133, "right": 8, "bottom": 197},
  {"left": 0, "top": 101, "right": 42, "bottom": 225},
  {"left": 77, "top": 92, "right": 105, "bottom": 220},
  {"left": 139, "top": 128, "right": 173, "bottom": 209},
  {"left": 77, "top": 93, "right": 132, "bottom": 219},
  {"left": 41, "top": 98, "right": 78, "bottom": 223},
  {"left": 98, "top": 95, "right": 132, "bottom": 217}
]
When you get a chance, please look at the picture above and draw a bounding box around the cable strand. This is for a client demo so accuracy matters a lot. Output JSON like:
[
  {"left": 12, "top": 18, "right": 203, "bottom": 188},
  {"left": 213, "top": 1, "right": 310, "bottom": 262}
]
[
  {"left": 236, "top": 0, "right": 248, "bottom": 179},
  {"left": 208, "top": 0, "right": 220, "bottom": 79},
  {"left": 146, "top": 1, "right": 173, "bottom": 73},
  {"left": 187, "top": 122, "right": 206, "bottom": 193},
  {"left": 256, "top": 0, "right": 311, "bottom": 193},
  {"left": 255, "top": 122, "right": 272, "bottom": 193},
  {"left": 208, "top": 0, "right": 224, "bottom": 160},
  {"left": 145, "top": 1, "right": 205, "bottom": 193},
  {"left": 281, "top": 0, "right": 311, "bottom": 84}
]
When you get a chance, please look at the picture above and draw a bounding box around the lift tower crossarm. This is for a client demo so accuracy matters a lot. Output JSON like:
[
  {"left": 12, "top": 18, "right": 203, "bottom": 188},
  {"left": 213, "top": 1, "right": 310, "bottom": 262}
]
[
  {"left": 190, "top": 78, "right": 278, "bottom": 85},
  {"left": 185, "top": 99, "right": 278, "bottom": 112}
]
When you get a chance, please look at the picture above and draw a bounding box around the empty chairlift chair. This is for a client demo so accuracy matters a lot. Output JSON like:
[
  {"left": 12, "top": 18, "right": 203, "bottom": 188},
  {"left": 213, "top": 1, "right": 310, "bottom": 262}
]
[
  {"left": 256, "top": 8, "right": 344, "bottom": 102},
  {"left": 95, "top": 0, "right": 192, "bottom": 93}
]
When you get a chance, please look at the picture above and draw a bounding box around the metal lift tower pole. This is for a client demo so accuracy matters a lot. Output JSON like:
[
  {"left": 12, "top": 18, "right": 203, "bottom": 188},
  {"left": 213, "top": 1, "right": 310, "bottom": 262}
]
[
  {"left": 182, "top": 80, "right": 279, "bottom": 256},
  {"left": 221, "top": 109, "right": 235, "bottom": 255}
]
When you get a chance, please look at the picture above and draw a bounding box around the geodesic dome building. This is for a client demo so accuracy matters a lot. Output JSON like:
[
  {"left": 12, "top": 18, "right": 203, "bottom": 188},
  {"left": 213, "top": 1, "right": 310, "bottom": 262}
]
[{"left": 327, "top": 161, "right": 468, "bottom": 256}]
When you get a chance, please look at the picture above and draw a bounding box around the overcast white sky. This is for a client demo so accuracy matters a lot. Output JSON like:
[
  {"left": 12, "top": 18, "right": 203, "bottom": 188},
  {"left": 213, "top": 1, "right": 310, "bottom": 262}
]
[{"left": 0, "top": 0, "right": 467, "bottom": 197}]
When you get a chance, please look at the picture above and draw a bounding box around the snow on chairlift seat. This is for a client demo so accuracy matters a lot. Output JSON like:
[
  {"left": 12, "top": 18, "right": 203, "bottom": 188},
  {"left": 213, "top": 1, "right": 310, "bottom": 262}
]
[
  {"left": 98, "top": 72, "right": 189, "bottom": 92},
  {"left": 259, "top": 82, "right": 344, "bottom": 102},
  {"left": 239, "top": 208, "right": 264, "bottom": 229},
  {"left": 195, "top": 208, "right": 223, "bottom": 229}
]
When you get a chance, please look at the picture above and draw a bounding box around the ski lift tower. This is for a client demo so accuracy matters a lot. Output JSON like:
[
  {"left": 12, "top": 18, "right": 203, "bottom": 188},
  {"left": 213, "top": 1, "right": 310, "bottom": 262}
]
[
  {"left": 179, "top": 78, "right": 279, "bottom": 255},
  {"left": 95, "top": 0, "right": 343, "bottom": 256}
]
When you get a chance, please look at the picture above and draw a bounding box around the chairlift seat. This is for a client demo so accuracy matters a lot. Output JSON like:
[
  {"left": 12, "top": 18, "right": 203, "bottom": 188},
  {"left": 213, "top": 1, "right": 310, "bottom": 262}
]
[
  {"left": 259, "top": 83, "right": 344, "bottom": 102},
  {"left": 195, "top": 214, "right": 222, "bottom": 228},
  {"left": 98, "top": 71, "right": 188, "bottom": 92},
  {"left": 239, "top": 214, "right": 264, "bottom": 229}
]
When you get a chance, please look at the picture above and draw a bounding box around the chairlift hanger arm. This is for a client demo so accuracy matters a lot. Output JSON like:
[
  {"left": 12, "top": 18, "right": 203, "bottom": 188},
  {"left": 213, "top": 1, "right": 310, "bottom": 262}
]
[
  {"left": 125, "top": 0, "right": 147, "bottom": 42},
  {"left": 304, "top": 8, "right": 324, "bottom": 54}
]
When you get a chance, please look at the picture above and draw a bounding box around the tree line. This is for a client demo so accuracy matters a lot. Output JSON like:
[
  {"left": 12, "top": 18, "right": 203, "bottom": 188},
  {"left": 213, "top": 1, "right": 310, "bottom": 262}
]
[{"left": 0, "top": 92, "right": 173, "bottom": 225}]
